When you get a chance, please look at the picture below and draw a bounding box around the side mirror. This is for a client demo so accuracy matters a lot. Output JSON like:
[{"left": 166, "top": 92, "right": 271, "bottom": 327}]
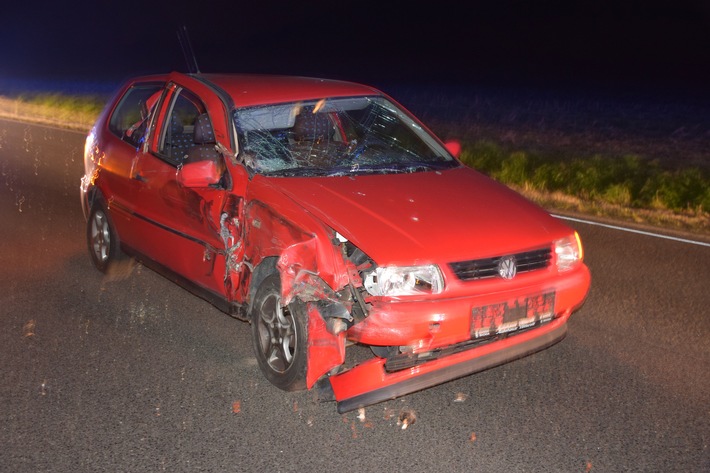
[
  {"left": 444, "top": 140, "right": 462, "bottom": 158},
  {"left": 178, "top": 160, "right": 221, "bottom": 188}
]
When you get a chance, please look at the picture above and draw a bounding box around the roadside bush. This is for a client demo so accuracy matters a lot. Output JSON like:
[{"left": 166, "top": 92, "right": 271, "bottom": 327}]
[
  {"left": 495, "top": 151, "right": 531, "bottom": 186},
  {"left": 603, "top": 183, "right": 633, "bottom": 206},
  {"left": 531, "top": 161, "right": 567, "bottom": 191},
  {"left": 462, "top": 140, "right": 710, "bottom": 214},
  {"left": 647, "top": 168, "right": 710, "bottom": 211},
  {"left": 458, "top": 141, "right": 506, "bottom": 174}
]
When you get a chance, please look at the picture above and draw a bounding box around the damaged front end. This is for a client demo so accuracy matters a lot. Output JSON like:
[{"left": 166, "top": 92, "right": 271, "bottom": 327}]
[
  {"left": 274, "top": 234, "right": 362, "bottom": 389},
  {"left": 233, "top": 93, "right": 590, "bottom": 412},
  {"left": 272, "top": 230, "right": 589, "bottom": 413}
]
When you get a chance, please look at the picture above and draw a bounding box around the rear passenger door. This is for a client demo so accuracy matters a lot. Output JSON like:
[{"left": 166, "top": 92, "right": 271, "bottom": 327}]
[{"left": 99, "top": 81, "right": 164, "bottom": 246}]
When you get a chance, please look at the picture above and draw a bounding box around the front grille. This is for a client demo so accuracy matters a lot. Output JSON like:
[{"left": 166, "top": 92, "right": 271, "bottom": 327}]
[{"left": 449, "top": 247, "right": 552, "bottom": 281}]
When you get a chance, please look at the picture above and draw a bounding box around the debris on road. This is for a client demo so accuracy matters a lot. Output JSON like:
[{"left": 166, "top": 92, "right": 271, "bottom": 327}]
[
  {"left": 23, "top": 319, "right": 36, "bottom": 339},
  {"left": 357, "top": 407, "right": 366, "bottom": 422},
  {"left": 453, "top": 391, "right": 468, "bottom": 402},
  {"left": 398, "top": 408, "right": 417, "bottom": 430}
]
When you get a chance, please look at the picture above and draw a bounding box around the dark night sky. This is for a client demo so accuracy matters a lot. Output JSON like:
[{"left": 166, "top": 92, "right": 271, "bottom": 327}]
[{"left": 1, "top": 0, "right": 709, "bottom": 96}]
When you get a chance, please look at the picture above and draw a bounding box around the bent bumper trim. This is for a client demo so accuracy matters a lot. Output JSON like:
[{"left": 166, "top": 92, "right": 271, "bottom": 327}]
[{"left": 331, "top": 318, "right": 568, "bottom": 413}]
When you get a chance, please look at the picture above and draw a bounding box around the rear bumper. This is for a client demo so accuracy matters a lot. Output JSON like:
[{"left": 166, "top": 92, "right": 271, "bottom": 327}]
[{"left": 328, "top": 313, "right": 569, "bottom": 413}]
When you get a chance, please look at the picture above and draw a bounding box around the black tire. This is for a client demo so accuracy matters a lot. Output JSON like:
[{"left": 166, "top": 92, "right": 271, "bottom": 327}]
[
  {"left": 86, "top": 202, "right": 122, "bottom": 273},
  {"left": 251, "top": 274, "right": 308, "bottom": 391}
]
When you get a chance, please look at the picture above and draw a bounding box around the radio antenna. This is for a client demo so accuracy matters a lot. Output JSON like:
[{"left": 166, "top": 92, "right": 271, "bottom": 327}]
[{"left": 177, "top": 25, "right": 200, "bottom": 74}]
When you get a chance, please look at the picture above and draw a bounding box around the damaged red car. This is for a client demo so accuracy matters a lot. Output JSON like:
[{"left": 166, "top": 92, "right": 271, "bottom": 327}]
[{"left": 81, "top": 72, "right": 590, "bottom": 413}]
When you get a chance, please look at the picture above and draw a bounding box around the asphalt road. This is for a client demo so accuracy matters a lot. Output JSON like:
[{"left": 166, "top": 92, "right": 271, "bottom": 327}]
[{"left": 1, "top": 118, "right": 708, "bottom": 472}]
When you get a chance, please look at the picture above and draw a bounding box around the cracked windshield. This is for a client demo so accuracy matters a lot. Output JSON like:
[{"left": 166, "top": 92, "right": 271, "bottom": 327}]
[{"left": 235, "top": 96, "right": 459, "bottom": 177}]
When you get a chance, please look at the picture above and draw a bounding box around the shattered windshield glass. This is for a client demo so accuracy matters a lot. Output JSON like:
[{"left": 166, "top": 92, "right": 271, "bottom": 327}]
[{"left": 233, "top": 96, "right": 459, "bottom": 177}]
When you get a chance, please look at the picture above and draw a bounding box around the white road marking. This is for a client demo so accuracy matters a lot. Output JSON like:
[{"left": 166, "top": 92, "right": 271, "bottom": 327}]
[{"left": 552, "top": 214, "right": 710, "bottom": 248}]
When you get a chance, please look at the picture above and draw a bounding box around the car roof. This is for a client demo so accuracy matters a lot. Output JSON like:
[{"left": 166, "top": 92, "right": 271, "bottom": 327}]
[{"left": 194, "top": 73, "right": 380, "bottom": 107}]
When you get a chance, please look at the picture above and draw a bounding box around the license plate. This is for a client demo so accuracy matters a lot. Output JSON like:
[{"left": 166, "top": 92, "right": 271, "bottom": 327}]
[{"left": 470, "top": 292, "right": 555, "bottom": 339}]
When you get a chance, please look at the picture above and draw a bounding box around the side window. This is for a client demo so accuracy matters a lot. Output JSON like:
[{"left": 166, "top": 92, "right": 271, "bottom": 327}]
[
  {"left": 158, "top": 88, "right": 210, "bottom": 164},
  {"left": 108, "top": 84, "right": 163, "bottom": 147}
]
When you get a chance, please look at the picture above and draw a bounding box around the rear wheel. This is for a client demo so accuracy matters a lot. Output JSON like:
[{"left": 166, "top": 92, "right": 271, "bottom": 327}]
[
  {"left": 251, "top": 274, "right": 308, "bottom": 391},
  {"left": 87, "top": 202, "right": 122, "bottom": 273}
]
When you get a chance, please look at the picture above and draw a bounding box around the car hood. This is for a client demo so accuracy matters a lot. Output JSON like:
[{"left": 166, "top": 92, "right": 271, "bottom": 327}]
[{"left": 269, "top": 167, "right": 569, "bottom": 264}]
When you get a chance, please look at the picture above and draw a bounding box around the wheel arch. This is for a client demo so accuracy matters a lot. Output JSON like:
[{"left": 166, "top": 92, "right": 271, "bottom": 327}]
[
  {"left": 247, "top": 256, "right": 279, "bottom": 314},
  {"left": 85, "top": 186, "right": 105, "bottom": 213}
]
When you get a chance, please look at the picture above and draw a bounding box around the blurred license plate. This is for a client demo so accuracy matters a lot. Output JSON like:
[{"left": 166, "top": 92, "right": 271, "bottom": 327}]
[{"left": 470, "top": 292, "right": 555, "bottom": 339}]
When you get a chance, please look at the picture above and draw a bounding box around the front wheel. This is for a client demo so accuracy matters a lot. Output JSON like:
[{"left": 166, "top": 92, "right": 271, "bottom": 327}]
[
  {"left": 86, "top": 202, "right": 122, "bottom": 273},
  {"left": 251, "top": 274, "right": 308, "bottom": 391}
]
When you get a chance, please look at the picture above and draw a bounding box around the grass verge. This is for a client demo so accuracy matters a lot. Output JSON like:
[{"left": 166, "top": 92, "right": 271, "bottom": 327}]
[
  {"left": 0, "top": 92, "right": 108, "bottom": 130},
  {"left": 459, "top": 141, "right": 709, "bottom": 235}
]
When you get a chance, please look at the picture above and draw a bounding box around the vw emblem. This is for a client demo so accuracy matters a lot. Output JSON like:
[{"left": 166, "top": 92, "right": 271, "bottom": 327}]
[{"left": 498, "top": 255, "right": 517, "bottom": 280}]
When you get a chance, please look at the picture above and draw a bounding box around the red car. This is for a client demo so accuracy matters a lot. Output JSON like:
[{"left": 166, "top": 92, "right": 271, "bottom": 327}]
[{"left": 81, "top": 72, "right": 590, "bottom": 412}]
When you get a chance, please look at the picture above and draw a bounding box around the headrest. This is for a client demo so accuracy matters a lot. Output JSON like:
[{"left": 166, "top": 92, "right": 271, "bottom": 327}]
[
  {"left": 292, "top": 110, "right": 332, "bottom": 141},
  {"left": 193, "top": 113, "right": 215, "bottom": 144}
]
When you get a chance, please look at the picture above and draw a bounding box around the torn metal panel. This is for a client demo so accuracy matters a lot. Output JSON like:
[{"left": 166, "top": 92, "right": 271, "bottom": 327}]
[
  {"left": 305, "top": 302, "right": 346, "bottom": 389},
  {"left": 276, "top": 238, "right": 355, "bottom": 306},
  {"left": 219, "top": 198, "right": 246, "bottom": 301},
  {"left": 243, "top": 181, "right": 357, "bottom": 302},
  {"left": 276, "top": 238, "right": 318, "bottom": 304}
]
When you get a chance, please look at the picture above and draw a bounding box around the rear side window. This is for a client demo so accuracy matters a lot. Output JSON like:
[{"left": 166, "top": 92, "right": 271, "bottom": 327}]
[{"left": 108, "top": 84, "right": 163, "bottom": 147}]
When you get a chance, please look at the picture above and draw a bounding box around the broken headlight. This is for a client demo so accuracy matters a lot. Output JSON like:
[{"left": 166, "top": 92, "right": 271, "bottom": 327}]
[{"left": 364, "top": 265, "right": 444, "bottom": 297}]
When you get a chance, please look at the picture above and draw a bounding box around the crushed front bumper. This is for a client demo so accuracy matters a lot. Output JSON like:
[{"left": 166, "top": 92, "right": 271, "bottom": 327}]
[{"left": 325, "top": 312, "right": 570, "bottom": 413}]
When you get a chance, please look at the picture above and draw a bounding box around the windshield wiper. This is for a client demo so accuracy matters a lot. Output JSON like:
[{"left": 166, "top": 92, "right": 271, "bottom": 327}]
[
  {"left": 264, "top": 159, "right": 458, "bottom": 178},
  {"left": 349, "top": 160, "right": 457, "bottom": 175},
  {"left": 401, "top": 159, "right": 458, "bottom": 171},
  {"left": 264, "top": 166, "right": 330, "bottom": 177}
]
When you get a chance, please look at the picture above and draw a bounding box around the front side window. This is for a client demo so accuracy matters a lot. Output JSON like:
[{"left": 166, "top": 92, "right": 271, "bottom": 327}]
[
  {"left": 108, "top": 84, "right": 163, "bottom": 147},
  {"left": 233, "top": 96, "right": 459, "bottom": 177},
  {"left": 157, "top": 88, "right": 209, "bottom": 164}
]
